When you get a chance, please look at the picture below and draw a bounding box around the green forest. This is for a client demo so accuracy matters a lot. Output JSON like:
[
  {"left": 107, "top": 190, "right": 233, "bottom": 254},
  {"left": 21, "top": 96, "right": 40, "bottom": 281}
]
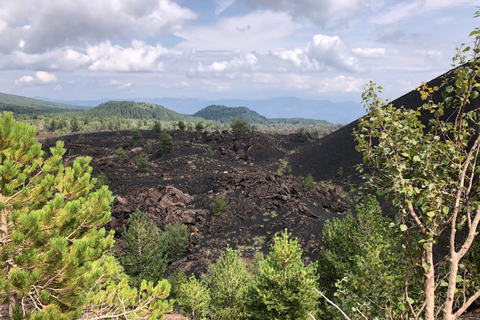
[{"left": 1, "top": 20, "right": 480, "bottom": 320}]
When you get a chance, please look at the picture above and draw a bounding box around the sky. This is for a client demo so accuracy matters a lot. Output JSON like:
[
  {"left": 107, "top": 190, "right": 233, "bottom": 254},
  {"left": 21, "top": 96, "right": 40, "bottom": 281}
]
[{"left": 0, "top": 0, "right": 479, "bottom": 109}]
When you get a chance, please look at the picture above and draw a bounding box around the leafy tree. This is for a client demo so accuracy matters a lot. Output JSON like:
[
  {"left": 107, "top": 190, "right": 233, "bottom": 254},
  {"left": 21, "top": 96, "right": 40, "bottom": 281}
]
[
  {"left": 168, "top": 268, "right": 187, "bottom": 301},
  {"left": 70, "top": 117, "right": 80, "bottom": 132},
  {"left": 211, "top": 196, "right": 228, "bottom": 216},
  {"left": 136, "top": 152, "right": 149, "bottom": 172},
  {"left": 230, "top": 117, "right": 251, "bottom": 139},
  {"left": 161, "top": 223, "right": 189, "bottom": 262},
  {"left": 195, "top": 122, "right": 205, "bottom": 134},
  {"left": 130, "top": 129, "right": 142, "bottom": 143},
  {"left": 303, "top": 173, "right": 315, "bottom": 190},
  {"left": 159, "top": 131, "right": 173, "bottom": 155},
  {"left": 247, "top": 230, "right": 318, "bottom": 320},
  {"left": 354, "top": 25, "right": 480, "bottom": 320},
  {"left": 0, "top": 112, "right": 171, "bottom": 319},
  {"left": 177, "top": 275, "right": 211, "bottom": 320},
  {"left": 177, "top": 121, "right": 186, "bottom": 132},
  {"left": 203, "top": 247, "right": 249, "bottom": 320},
  {"left": 152, "top": 121, "right": 162, "bottom": 135},
  {"left": 113, "top": 147, "right": 128, "bottom": 162},
  {"left": 119, "top": 210, "right": 168, "bottom": 288}
]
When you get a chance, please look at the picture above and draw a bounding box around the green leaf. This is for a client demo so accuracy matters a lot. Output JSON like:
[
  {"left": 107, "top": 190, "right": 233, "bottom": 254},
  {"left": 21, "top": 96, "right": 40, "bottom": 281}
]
[
  {"left": 400, "top": 224, "right": 408, "bottom": 232},
  {"left": 426, "top": 211, "right": 435, "bottom": 218},
  {"left": 422, "top": 263, "right": 431, "bottom": 271},
  {"left": 442, "top": 207, "right": 450, "bottom": 215},
  {"left": 406, "top": 297, "right": 415, "bottom": 305}
]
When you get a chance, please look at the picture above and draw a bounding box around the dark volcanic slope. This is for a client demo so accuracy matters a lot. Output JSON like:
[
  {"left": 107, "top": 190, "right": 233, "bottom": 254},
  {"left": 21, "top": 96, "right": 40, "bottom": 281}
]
[{"left": 290, "top": 66, "right": 479, "bottom": 183}]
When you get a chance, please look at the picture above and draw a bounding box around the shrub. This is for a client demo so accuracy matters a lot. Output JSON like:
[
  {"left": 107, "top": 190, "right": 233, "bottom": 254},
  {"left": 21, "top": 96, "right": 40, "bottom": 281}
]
[
  {"left": 211, "top": 195, "right": 228, "bottom": 216},
  {"left": 152, "top": 121, "right": 162, "bottom": 135},
  {"left": 136, "top": 152, "right": 149, "bottom": 172},
  {"left": 206, "top": 146, "right": 214, "bottom": 158},
  {"left": 130, "top": 128, "right": 142, "bottom": 143},
  {"left": 177, "top": 275, "right": 211, "bottom": 320},
  {"left": 195, "top": 122, "right": 205, "bottom": 134},
  {"left": 114, "top": 147, "right": 128, "bottom": 162},
  {"left": 303, "top": 174, "right": 315, "bottom": 190},
  {"left": 95, "top": 171, "right": 109, "bottom": 189},
  {"left": 177, "top": 121, "right": 186, "bottom": 131},
  {"left": 161, "top": 223, "right": 189, "bottom": 261},
  {"left": 284, "top": 165, "right": 292, "bottom": 175}
]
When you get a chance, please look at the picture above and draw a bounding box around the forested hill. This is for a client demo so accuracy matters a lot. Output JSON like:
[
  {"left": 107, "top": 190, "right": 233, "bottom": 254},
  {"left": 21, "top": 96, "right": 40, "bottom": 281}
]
[
  {"left": 86, "top": 101, "right": 204, "bottom": 122},
  {"left": 0, "top": 91, "right": 88, "bottom": 114},
  {"left": 194, "top": 105, "right": 268, "bottom": 124},
  {"left": 194, "top": 104, "right": 334, "bottom": 125}
]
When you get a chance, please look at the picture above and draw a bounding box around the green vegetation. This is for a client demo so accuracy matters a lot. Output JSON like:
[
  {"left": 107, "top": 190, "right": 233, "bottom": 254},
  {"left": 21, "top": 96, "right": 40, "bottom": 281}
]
[
  {"left": 211, "top": 195, "right": 228, "bottom": 216},
  {"left": 206, "top": 146, "right": 214, "bottom": 158},
  {"left": 231, "top": 117, "right": 251, "bottom": 139},
  {"left": 114, "top": 147, "right": 128, "bottom": 162},
  {"left": 119, "top": 210, "right": 168, "bottom": 288},
  {"left": 130, "top": 128, "right": 142, "bottom": 143},
  {"left": 247, "top": 230, "right": 318, "bottom": 319},
  {"left": 303, "top": 173, "right": 315, "bottom": 190},
  {"left": 95, "top": 171, "right": 109, "bottom": 189},
  {"left": 195, "top": 121, "right": 205, "bottom": 134},
  {"left": 350, "top": 26, "right": 480, "bottom": 320},
  {"left": 136, "top": 152, "right": 149, "bottom": 172},
  {"left": 177, "top": 120, "right": 186, "bottom": 131},
  {"left": 159, "top": 131, "right": 173, "bottom": 155},
  {"left": 0, "top": 112, "right": 171, "bottom": 319},
  {"left": 161, "top": 223, "right": 189, "bottom": 262},
  {"left": 152, "top": 120, "right": 162, "bottom": 135}
]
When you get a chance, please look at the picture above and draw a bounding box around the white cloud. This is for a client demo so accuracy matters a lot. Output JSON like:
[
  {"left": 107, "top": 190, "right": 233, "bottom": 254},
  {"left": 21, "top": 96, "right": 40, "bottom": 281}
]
[
  {"left": 108, "top": 79, "right": 132, "bottom": 89},
  {"left": 87, "top": 40, "right": 178, "bottom": 72},
  {"left": 415, "top": 50, "right": 443, "bottom": 61},
  {"left": 0, "top": 0, "right": 196, "bottom": 53},
  {"left": 15, "top": 75, "right": 34, "bottom": 85},
  {"left": 175, "top": 81, "right": 190, "bottom": 88},
  {"left": 215, "top": 0, "right": 236, "bottom": 15},
  {"left": 14, "top": 71, "right": 56, "bottom": 86},
  {"left": 36, "top": 71, "right": 57, "bottom": 83},
  {"left": 267, "top": 34, "right": 362, "bottom": 72},
  {"left": 352, "top": 47, "right": 387, "bottom": 58},
  {"left": 188, "top": 53, "right": 258, "bottom": 79}
]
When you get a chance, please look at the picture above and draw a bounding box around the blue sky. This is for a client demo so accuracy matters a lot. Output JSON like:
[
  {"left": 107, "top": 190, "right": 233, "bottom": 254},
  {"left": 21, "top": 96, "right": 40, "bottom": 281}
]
[{"left": 0, "top": 0, "right": 478, "bottom": 108}]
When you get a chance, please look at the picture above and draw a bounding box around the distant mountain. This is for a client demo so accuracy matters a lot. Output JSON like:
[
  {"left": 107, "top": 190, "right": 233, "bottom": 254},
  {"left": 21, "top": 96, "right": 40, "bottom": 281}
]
[
  {"left": 40, "top": 96, "right": 363, "bottom": 124},
  {"left": 0, "top": 92, "right": 89, "bottom": 114},
  {"left": 85, "top": 100, "right": 204, "bottom": 122}
]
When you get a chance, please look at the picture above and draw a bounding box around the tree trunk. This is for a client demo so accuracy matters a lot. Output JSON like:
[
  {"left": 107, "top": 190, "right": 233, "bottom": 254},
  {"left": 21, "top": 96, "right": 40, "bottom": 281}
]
[{"left": 425, "top": 243, "right": 436, "bottom": 320}]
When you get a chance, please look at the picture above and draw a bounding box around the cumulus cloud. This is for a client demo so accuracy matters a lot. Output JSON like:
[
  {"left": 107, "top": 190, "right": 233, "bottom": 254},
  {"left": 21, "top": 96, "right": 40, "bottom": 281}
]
[
  {"left": 188, "top": 53, "right": 258, "bottom": 79},
  {"left": 268, "top": 34, "right": 362, "bottom": 72},
  {"left": 316, "top": 75, "right": 367, "bottom": 93},
  {"left": 0, "top": 0, "right": 196, "bottom": 53},
  {"left": 15, "top": 71, "right": 56, "bottom": 86},
  {"left": 109, "top": 79, "right": 132, "bottom": 89},
  {"left": 245, "top": 0, "right": 378, "bottom": 28},
  {"left": 87, "top": 40, "right": 176, "bottom": 72}
]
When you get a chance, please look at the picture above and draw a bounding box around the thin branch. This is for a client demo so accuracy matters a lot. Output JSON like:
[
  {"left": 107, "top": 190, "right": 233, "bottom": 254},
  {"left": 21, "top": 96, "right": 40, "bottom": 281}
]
[{"left": 314, "top": 288, "right": 351, "bottom": 320}]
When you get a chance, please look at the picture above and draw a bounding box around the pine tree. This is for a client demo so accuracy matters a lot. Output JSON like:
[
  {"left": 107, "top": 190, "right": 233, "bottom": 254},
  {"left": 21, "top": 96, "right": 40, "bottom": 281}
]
[
  {"left": 159, "top": 132, "right": 173, "bottom": 155},
  {"left": 0, "top": 112, "right": 172, "bottom": 319},
  {"left": 119, "top": 210, "right": 169, "bottom": 288},
  {"left": 247, "top": 230, "right": 318, "bottom": 320},
  {"left": 203, "top": 247, "right": 249, "bottom": 320}
]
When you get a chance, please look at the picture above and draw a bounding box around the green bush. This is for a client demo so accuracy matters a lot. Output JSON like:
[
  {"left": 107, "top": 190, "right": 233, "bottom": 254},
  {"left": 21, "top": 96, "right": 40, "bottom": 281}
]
[
  {"left": 119, "top": 210, "right": 169, "bottom": 288},
  {"left": 303, "top": 174, "right": 315, "bottom": 190},
  {"left": 152, "top": 121, "right": 162, "bottom": 135},
  {"left": 95, "top": 171, "right": 109, "bottom": 189},
  {"left": 246, "top": 230, "right": 318, "bottom": 319},
  {"left": 177, "top": 121, "right": 186, "bottom": 132},
  {"left": 177, "top": 275, "right": 211, "bottom": 320},
  {"left": 130, "top": 128, "right": 142, "bottom": 143},
  {"left": 284, "top": 165, "right": 292, "bottom": 175},
  {"left": 114, "top": 147, "right": 128, "bottom": 162},
  {"left": 211, "top": 195, "right": 228, "bottom": 216},
  {"left": 206, "top": 146, "right": 214, "bottom": 158},
  {"left": 136, "top": 152, "right": 149, "bottom": 172},
  {"left": 195, "top": 122, "right": 205, "bottom": 134},
  {"left": 161, "top": 223, "right": 189, "bottom": 261}
]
